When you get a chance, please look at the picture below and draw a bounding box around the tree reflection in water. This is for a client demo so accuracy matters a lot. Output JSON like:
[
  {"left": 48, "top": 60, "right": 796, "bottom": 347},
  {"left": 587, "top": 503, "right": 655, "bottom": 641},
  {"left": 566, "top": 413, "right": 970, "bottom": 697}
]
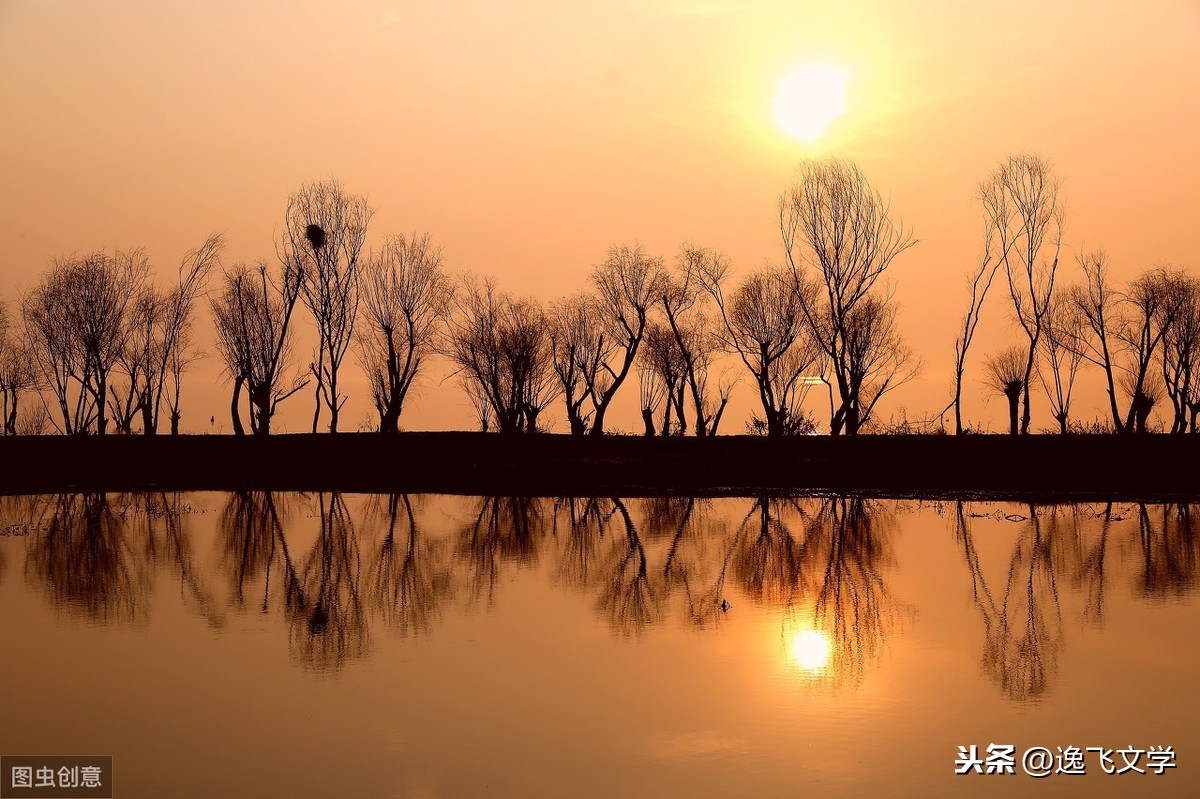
[
  {"left": 286, "top": 492, "right": 370, "bottom": 672},
  {"left": 1137, "top": 503, "right": 1200, "bottom": 599},
  {"left": 127, "top": 492, "right": 224, "bottom": 629},
  {"left": 954, "top": 500, "right": 1200, "bottom": 702},
  {"left": 25, "top": 493, "right": 149, "bottom": 623},
  {"left": 365, "top": 494, "right": 452, "bottom": 637},
  {"left": 651, "top": 496, "right": 731, "bottom": 628},
  {"left": 553, "top": 497, "right": 614, "bottom": 590},
  {"left": 456, "top": 496, "right": 543, "bottom": 609},
  {"left": 595, "top": 498, "right": 661, "bottom": 637},
  {"left": 10, "top": 492, "right": 1197, "bottom": 691},
  {"left": 803, "top": 497, "right": 900, "bottom": 687},
  {"left": 218, "top": 491, "right": 290, "bottom": 612},
  {"left": 730, "top": 497, "right": 807, "bottom": 606},
  {"left": 955, "top": 503, "right": 1066, "bottom": 702}
]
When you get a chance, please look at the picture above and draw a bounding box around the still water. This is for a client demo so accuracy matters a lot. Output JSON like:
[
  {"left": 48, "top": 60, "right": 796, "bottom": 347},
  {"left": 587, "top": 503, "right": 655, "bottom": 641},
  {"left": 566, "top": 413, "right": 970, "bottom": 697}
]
[{"left": 1, "top": 493, "right": 1197, "bottom": 798}]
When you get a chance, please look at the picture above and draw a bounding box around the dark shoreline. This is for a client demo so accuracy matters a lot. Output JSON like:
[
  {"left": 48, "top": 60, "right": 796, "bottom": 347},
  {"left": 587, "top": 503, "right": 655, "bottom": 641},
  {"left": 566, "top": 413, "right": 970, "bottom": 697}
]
[{"left": 0, "top": 432, "right": 1197, "bottom": 502}]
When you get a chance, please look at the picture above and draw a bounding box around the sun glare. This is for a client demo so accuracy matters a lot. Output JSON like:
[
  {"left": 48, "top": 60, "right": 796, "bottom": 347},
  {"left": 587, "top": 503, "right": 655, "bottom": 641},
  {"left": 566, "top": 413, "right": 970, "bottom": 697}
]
[
  {"left": 789, "top": 629, "right": 833, "bottom": 672},
  {"left": 773, "top": 64, "right": 850, "bottom": 143}
]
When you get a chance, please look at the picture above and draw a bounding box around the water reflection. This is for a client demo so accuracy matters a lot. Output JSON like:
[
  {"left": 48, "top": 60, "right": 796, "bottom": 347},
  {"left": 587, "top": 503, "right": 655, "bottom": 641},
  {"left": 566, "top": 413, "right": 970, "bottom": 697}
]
[
  {"left": 25, "top": 494, "right": 149, "bottom": 623},
  {"left": 365, "top": 494, "right": 452, "bottom": 637},
  {"left": 457, "top": 496, "right": 542, "bottom": 609},
  {"left": 953, "top": 501, "right": 1200, "bottom": 702},
  {"left": 287, "top": 493, "right": 370, "bottom": 671},
  {"left": 218, "top": 491, "right": 288, "bottom": 612},
  {"left": 6, "top": 492, "right": 1198, "bottom": 696},
  {"left": 1137, "top": 503, "right": 1200, "bottom": 599},
  {"left": 807, "top": 498, "right": 900, "bottom": 686}
]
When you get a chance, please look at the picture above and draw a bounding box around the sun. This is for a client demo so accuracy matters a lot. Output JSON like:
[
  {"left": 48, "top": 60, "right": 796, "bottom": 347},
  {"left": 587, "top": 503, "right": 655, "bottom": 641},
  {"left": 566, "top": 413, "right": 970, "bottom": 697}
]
[{"left": 773, "top": 64, "right": 850, "bottom": 143}]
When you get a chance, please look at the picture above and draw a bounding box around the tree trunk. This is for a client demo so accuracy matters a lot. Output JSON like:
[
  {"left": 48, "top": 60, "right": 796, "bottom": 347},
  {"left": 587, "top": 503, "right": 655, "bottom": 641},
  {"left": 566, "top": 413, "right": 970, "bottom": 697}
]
[
  {"left": 954, "top": 379, "right": 964, "bottom": 435},
  {"left": 642, "top": 409, "right": 655, "bottom": 437},
  {"left": 569, "top": 413, "right": 587, "bottom": 436},
  {"left": 231, "top": 376, "right": 245, "bottom": 437},
  {"left": 1005, "top": 388, "right": 1021, "bottom": 436},
  {"left": 141, "top": 399, "right": 156, "bottom": 435}
]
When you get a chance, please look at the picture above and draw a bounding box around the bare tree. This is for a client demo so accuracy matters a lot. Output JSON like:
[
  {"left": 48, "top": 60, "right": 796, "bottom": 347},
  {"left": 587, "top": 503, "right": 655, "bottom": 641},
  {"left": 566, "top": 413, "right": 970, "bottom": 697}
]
[
  {"left": 1037, "top": 293, "right": 1086, "bottom": 433},
  {"left": 641, "top": 322, "right": 688, "bottom": 436},
  {"left": 946, "top": 203, "right": 1009, "bottom": 434},
  {"left": 284, "top": 180, "right": 373, "bottom": 433},
  {"left": 984, "top": 345, "right": 1026, "bottom": 436},
  {"left": 663, "top": 246, "right": 728, "bottom": 436},
  {"left": 1161, "top": 276, "right": 1200, "bottom": 433},
  {"left": 358, "top": 233, "right": 452, "bottom": 433},
  {"left": 780, "top": 158, "right": 917, "bottom": 434},
  {"left": 637, "top": 356, "right": 666, "bottom": 436},
  {"left": 585, "top": 244, "right": 668, "bottom": 435},
  {"left": 1069, "top": 251, "right": 1123, "bottom": 429},
  {"left": 981, "top": 154, "right": 1064, "bottom": 434},
  {"left": 548, "top": 294, "right": 604, "bottom": 436},
  {"left": 0, "top": 303, "right": 38, "bottom": 435},
  {"left": 23, "top": 250, "right": 148, "bottom": 434},
  {"left": 107, "top": 234, "right": 223, "bottom": 434},
  {"left": 153, "top": 235, "right": 223, "bottom": 434},
  {"left": 448, "top": 278, "right": 557, "bottom": 434},
  {"left": 838, "top": 293, "right": 921, "bottom": 433},
  {"left": 699, "top": 263, "right": 820, "bottom": 436},
  {"left": 1113, "top": 267, "right": 1188, "bottom": 434},
  {"left": 210, "top": 261, "right": 308, "bottom": 435}
]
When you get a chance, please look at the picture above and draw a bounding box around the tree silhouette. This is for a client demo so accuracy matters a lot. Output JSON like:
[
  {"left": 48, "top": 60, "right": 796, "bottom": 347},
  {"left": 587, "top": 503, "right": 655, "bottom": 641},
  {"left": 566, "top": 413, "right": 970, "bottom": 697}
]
[
  {"left": 22, "top": 250, "right": 148, "bottom": 434},
  {"left": 357, "top": 233, "right": 452, "bottom": 433},
  {"left": 107, "top": 234, "right": 223, "bottom": 434},
  {"left": 1036, "top": 293, "right": 1085, "bottom": 433},
  {"left": 584, "top": 244, "right": 668, "bottom": 435},
  {"left": 640, "top": 322, "right": 688, "bottom": 436},
  {"left": 284, "top": 180, "right": 373, "bottom": 433},
  {"left": 984, "top": 345, "right": 1026, "bottom": 436},
  {"left": 981, "top": 154, "right": 1064, "bottom": 434},
  {"left": 699, "top": 263, "right": 820, "bottom": 436},
  {"left": 0, "top": 302, "right": 38, "bottom": 435},
  {"left": 661, "top": 246, "right": 730, "bottom": 436},
  {"left": 1160, "top": 277, "right": 1200, "bottom": 433},
  {"left": 448, "top": 279, "right": 556, "bottom": 434},
  {"left": 1114, "top": 268, "right": 1189, "bottom": 434},
  {"left": 548, "top": 294, "right": 604, "bottom": 436},
  {"left": 780, "top": 158, "right": 918, "bottom": 434},
  {"left": 210, "top": 261, "right": 308, "bottom": 435},
  {"left": 946, "top": 207, "right": 1008, "bottom": 434}
]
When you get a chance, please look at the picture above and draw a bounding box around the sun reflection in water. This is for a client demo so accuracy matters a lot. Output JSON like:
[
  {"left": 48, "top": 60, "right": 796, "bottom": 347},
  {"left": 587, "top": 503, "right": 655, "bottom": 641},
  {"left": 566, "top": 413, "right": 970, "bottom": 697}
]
[{"left": 788, "top": 628, "right": 833, "bottom": 673}]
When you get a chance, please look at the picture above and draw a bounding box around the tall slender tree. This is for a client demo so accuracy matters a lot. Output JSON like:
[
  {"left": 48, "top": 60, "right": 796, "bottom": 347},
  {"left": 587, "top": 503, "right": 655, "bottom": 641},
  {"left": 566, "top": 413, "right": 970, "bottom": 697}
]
[{"left": 284, "top": 180, "right": 372, "bottom": 433}]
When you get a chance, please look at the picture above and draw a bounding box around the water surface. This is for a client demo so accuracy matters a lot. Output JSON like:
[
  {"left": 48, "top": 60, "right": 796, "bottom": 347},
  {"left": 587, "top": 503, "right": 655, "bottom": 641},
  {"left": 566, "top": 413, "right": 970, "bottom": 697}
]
[{"left": 1, "top": 493, "right": 1196, "bottom": 797}]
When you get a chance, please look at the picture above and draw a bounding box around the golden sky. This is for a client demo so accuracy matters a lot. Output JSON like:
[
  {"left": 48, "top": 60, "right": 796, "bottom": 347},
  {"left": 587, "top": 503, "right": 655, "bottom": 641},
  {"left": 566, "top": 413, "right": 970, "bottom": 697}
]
[{"left": 1, "top": 0, "right": 1197, "bottom": 432}]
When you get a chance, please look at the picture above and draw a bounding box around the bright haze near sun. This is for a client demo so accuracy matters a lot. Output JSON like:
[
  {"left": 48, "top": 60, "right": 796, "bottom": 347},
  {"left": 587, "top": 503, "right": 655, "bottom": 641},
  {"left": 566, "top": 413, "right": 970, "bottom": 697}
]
[{"left": 773, "top": 64, "right": 850, "bottom": 143}]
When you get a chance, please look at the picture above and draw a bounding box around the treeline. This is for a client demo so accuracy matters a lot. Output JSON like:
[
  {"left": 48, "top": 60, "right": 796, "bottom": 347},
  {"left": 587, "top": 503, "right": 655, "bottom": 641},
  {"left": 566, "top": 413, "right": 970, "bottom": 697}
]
[{"left": 0, "top": 156, "right": 1195, "bottom": 437}]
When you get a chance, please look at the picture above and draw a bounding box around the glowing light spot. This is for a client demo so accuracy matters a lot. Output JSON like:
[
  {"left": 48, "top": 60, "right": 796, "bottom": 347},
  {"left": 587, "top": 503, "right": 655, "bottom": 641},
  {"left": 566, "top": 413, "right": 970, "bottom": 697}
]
[
  {"left": 773, "top": 64, "right": 850, "bottom": 143},
  {"left": 789, "top": 629, "right": 833, "bottom": 672}
]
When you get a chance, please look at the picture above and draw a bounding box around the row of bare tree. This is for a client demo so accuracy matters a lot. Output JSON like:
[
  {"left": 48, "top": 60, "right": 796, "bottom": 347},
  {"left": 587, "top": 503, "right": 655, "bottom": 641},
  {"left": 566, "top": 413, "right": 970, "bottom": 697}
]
[
  {"left": 2, "top": 162, "right": 920, "bottom": 437},
  {"left": 949, "top": 154, "right": 1200, "bottom": 435},
  {"left": 2, "top": 156, "right": 1191, "bottom": 437}
]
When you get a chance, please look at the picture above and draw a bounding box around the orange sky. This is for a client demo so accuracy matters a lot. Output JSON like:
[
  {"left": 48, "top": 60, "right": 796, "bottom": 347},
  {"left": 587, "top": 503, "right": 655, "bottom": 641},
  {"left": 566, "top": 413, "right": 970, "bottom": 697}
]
[{"left": 1, "top": 0, "right": 1198, "bottom": 433}]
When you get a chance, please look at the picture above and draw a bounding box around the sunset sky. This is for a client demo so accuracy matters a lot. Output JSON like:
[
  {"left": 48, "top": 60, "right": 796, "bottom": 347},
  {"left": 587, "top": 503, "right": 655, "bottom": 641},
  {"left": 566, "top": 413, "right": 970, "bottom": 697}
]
[{"left": 2, "top": 0, "right": 1197, "bottom": 433}]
